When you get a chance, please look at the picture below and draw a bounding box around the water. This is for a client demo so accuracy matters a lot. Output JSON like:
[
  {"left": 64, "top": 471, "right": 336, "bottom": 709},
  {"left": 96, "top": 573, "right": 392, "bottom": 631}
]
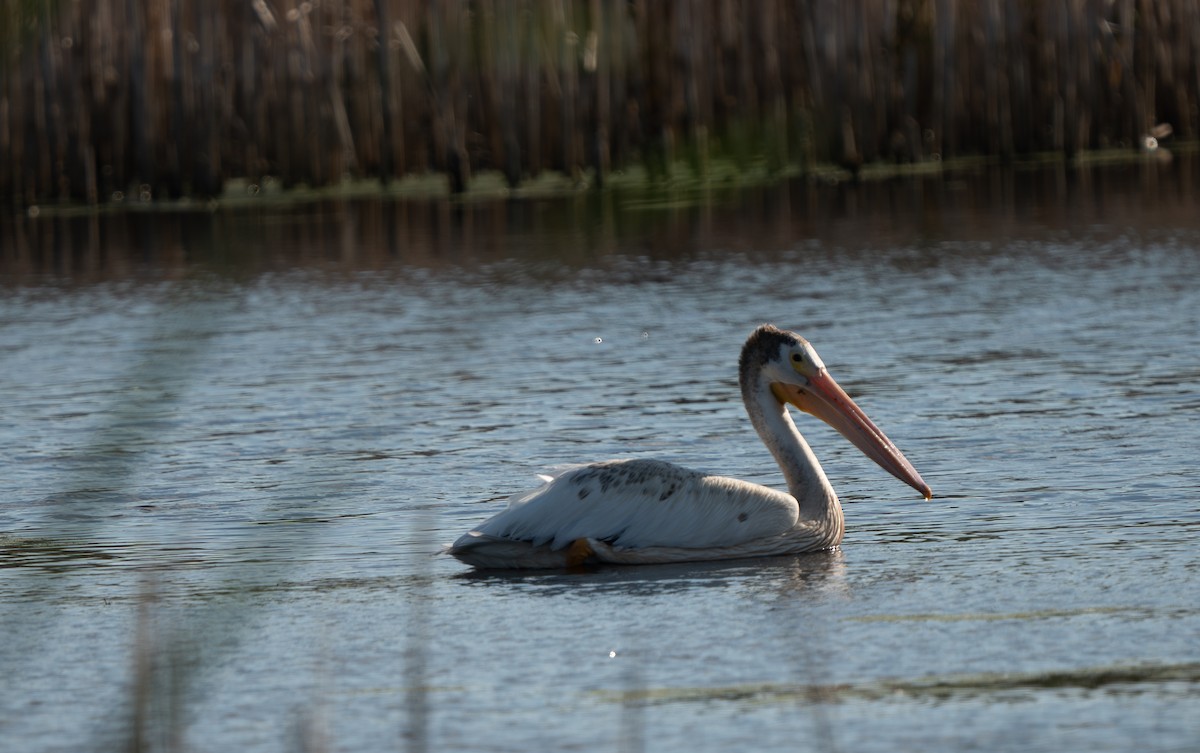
[{"left": 3, "top": 162, "right": 1200, "bottom": 752}]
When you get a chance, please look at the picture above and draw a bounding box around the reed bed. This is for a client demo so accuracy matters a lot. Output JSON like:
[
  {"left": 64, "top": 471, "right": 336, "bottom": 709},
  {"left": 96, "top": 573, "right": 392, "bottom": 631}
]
[{"left": 2, "top": 0, "right": 1197, "bottom": 205}]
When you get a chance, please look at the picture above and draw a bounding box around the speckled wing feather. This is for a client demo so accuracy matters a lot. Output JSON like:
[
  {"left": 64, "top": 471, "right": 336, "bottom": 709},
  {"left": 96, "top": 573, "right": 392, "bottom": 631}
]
[{"left": 457, "top": 459, "right": 800, "bottom": 551}]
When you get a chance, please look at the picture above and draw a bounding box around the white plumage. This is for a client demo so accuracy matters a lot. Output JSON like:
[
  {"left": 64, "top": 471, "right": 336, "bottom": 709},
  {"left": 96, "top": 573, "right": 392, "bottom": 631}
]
[
  {"left": 447, "top": 325, "right": 931, "bottom": 569},
  {"left": 469, "top": 459, "right": 800, "bottom": 549}
]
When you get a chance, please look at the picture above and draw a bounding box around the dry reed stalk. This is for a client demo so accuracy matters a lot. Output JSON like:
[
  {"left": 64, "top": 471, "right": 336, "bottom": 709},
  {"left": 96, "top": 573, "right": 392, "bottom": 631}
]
[{"left": 2, "top": 0, "right": 1199, "bottom": 205}]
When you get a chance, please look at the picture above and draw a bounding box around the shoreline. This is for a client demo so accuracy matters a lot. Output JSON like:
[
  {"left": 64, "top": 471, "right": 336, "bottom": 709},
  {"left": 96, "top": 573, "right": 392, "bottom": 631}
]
[{"left": 13, "top": 142, "right": 1195, "bottom": 219}]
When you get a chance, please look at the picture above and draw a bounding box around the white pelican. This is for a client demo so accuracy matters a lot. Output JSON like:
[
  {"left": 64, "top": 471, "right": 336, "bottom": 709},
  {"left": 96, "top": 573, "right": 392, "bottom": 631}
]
[{"left": 447, "top": 324, "right": 931, "bottom": 569}]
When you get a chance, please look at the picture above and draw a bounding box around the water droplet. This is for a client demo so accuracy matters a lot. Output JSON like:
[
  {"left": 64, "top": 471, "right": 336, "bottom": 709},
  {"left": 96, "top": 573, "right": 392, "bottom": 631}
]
[
  {"left": 608, "top": 650, "right": 617, "bottom": 658},
  {"left": 594, "top": 337, "right": 603, "bottom": 344}
]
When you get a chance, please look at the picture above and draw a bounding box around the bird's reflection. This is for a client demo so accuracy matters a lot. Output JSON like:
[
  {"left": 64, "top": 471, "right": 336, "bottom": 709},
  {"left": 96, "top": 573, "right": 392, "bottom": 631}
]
[{"left": 454, "top": 547, "right": 848, "bottom": 600}]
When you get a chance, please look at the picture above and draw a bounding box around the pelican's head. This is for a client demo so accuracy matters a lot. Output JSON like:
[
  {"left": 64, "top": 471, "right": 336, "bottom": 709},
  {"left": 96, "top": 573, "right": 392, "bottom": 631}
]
[{"left": 740, "top": 324, "right": 932, "bottom": 499}]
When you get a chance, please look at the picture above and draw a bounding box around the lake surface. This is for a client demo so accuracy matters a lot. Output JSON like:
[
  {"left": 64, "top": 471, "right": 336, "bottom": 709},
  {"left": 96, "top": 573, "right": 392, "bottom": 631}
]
[{"left": 3, "top": 159, "right": 1200, "bottom": 752}]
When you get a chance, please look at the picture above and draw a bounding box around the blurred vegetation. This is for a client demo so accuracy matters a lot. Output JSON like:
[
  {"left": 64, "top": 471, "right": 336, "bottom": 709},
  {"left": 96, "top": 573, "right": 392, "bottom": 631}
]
[{"left": 1, "top": 0, "right": 1197, "bottom": 205}]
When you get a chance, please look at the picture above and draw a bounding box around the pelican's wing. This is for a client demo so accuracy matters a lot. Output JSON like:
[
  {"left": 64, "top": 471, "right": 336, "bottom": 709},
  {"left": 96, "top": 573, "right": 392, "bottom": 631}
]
[{"left": 455, "top": 459, "right": 799, "bottom": 551}]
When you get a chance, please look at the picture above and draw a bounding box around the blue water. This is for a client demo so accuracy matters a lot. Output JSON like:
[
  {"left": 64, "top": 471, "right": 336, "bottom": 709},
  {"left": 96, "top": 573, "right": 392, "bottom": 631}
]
[{"left": 2, "top": 165, "right": 1200, "bottom": 752}]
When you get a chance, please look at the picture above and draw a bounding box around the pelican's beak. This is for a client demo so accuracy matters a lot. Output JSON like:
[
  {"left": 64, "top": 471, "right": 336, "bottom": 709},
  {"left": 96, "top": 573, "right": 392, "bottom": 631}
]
[{"left": 773, "top": 372, "right": 932, "bottom": 499}]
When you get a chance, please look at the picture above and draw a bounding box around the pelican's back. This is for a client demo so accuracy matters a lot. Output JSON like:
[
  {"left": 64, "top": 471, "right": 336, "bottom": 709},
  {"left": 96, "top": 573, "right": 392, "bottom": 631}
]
[{"left": 447, "top": 459, "right": 800, "bottom": 566}]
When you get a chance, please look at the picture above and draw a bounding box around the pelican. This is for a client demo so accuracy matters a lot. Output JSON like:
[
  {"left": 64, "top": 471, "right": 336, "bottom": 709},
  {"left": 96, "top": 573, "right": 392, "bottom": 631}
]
[{"left": 447, "top": 324, "right": 931, "bottom": 569}]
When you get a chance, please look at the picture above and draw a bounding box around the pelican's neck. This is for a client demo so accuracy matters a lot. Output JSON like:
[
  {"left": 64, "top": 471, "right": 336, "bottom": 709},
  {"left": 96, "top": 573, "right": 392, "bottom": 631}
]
[{"left": 744, "top": 380, "right": 843, "bottom": 528}]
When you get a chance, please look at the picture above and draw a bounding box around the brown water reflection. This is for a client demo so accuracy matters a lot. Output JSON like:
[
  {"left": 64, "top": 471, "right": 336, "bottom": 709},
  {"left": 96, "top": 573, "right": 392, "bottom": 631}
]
[{"left": 3, "top": 156, "right": 1199, "bottom": 286}]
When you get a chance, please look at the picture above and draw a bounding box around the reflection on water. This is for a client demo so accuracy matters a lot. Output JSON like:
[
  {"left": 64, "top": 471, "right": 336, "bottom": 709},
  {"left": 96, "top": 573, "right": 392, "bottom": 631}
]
[
  {"left": 454, "top": 550, "right": 848, "bottom": 599},
  {"left": 2, "top": 159, "right": 1200, "bottom": 753},
  {"left": 592, "top": 660, "right": 1200, "bottom": 706},
  {"left": 3, "top": 157, "right": 1200, "bottom": 286}
]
